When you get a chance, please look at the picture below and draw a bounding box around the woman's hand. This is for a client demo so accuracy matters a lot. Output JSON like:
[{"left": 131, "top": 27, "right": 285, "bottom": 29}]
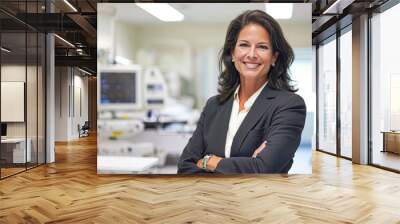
[
  {"left": 252, "top": 141, "right": 267, "bottom": 158},
  {"left": 196, "top": 155, "right": 223, "bottom": 172},
  {"left": 196, "top": 159, "right": 203, "bottom": 169},
  {"left": 196, "top": 141, "right": 266, "bottom": 172},
  {"left": 206, "top": 156, "right": 222, "bottom": 171}
]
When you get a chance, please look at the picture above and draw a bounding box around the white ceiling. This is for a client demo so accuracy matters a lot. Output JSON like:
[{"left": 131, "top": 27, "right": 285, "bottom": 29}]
[{"left": 99, "top": 3, "right": 311, "bottom": 25}]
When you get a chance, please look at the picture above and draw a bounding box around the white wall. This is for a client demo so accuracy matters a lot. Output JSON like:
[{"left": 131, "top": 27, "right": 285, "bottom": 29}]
[
  {"left": 72, "top": 74, "right": 89, "bottom": 138},
  {"left": 1, "top": 65, "right": 27, "bottom": 137},
  {"left": 55, "top": 67, "right": 89, "bottom": 141},
  {"left": 1, "top": 65, "right": 26, "bottom": 81},
  {"left": 98, "top": 5, "right": 116, "bottom": 64},
  {"left": 115, "top": 21, "right": 136, "bottom": 62},
  {"left": 112, "top": 20, "right": 311, "bottom": 108},
  {"left": 55, "top": 67, "right": 69, "bottom": 141}
]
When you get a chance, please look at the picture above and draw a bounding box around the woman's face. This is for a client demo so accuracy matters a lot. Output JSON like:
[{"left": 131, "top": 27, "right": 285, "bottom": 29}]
[{"left": 232, "top": 23, "right": 278, "bottom": 82}]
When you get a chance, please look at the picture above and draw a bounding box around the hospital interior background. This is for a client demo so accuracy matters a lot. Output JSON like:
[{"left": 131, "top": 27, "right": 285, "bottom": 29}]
[{"left": 96, "top": 3, "right": 313, "bottom": 174}]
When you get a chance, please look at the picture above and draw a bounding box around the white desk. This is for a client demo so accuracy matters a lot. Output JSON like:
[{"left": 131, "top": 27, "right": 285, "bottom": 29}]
[
  {"left": 1, "top": 138, "right": 31, "bottom": 163},
  {"left": 97, "top": 156, "right": 159, "bottom": 174},
  {"left": 132, "top": 130, "right": 192, "bottom": 156}
]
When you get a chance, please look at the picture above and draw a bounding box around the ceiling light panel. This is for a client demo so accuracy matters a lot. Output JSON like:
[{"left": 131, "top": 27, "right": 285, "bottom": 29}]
[
  {"left": 54, "top": 34, "right": 75, "bottom": 48},
  {"left": 1, "top": 47, "right": 11, "bottom": 53},
  {"left": 78, "top": 67, "right": 92, "bottom": 76},
  {"left": 265, "top": 3, "right": 293, "bottom": 20},
  {"left": 64, "top": 0, "right": 78, "bottom": 12},
  {"left": 136, "top": 3, "right": 184, "bottom": 22}
]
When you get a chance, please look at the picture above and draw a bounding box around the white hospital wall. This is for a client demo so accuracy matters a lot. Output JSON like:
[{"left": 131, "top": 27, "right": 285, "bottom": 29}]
[{"left": 112, "top": 20, "right": 310, "bottom": 107}]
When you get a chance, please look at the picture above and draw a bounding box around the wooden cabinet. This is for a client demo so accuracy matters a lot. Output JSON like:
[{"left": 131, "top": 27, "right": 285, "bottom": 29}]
[{"left": 382, "top": 131, "right": 400, "bottom": 154}]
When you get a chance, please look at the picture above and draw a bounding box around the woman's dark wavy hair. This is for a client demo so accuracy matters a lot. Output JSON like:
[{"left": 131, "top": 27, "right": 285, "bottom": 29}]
[{"left": 217, "top": 9, "right": 296, "bottom": 103}]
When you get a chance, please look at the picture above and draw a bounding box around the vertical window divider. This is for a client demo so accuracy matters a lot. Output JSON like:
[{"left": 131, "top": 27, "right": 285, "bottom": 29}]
[
  {"left": 25, "top": 0, "right": 28, "bottom": 171},
  {"left": 336, "top": 27, "right": 341, "bottom": 157},
  {"left": 367, "top": 10, "right": 373, "bottom": 165},
  {"left": 316, "top": 45, "right": 320, "bottom": 151},
  {"left": 36, "top": 0, "right": 39, "bottom": 167},
  {"left": 44, "top": 0, "right": 49, "bottom": 165}
]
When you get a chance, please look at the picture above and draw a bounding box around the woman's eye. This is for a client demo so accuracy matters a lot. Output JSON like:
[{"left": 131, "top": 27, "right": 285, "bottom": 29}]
[
  {"left": 239, "top": 43, "right": 249, "bottom": 47},
  {"left": 259, "top": 45, "right": 268, "bottom": 50}
]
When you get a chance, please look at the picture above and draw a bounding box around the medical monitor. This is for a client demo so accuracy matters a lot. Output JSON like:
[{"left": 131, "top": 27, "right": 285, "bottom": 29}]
[{"left": 98, "top": 65, "right": 142, "bottom": 111}]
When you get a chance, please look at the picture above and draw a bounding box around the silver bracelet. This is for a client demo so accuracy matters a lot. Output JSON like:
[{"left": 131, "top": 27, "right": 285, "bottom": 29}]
[{"left": 202, "top": 154, "right": 213, "bottom": 170}]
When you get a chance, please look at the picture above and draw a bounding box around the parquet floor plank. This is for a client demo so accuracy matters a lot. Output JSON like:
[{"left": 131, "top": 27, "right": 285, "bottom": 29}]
[{"left": 0, "top": 135, "right": 400, "bottom": 223}]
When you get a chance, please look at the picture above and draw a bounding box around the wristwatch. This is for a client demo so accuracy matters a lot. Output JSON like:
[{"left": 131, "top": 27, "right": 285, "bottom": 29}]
[{"left": 202, "top": 154, "right": 213, "bottom": 170}]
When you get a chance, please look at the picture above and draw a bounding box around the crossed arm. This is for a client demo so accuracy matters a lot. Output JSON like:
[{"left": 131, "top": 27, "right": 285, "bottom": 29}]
[
  {"left": 196, "top": 141, "right": 267, "bottom": 171},
  {"left": 177, "top": 94, "right": 306, "bottom": 174}
]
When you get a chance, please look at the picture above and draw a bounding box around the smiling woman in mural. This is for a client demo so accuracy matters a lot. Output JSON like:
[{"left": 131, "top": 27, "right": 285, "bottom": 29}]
[{"left": 177, "top": 10, "right": 306, "bottom": 174}]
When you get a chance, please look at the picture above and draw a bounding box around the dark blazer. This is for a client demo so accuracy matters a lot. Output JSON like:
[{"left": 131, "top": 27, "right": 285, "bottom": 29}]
[{"left": 177, "top": 82, "right": 306, "bottom": 174}]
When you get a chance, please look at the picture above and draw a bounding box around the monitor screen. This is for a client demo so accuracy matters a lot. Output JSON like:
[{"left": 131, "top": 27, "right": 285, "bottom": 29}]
[
  {"left": 1, "top": 123, "right": 7, "bottom": 137},
  {"left": 100, "top": 72, "right": 137, "bottom": 104}
]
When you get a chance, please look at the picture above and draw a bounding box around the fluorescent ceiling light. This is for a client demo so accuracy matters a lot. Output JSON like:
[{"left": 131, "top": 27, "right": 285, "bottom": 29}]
[
  {"left": 1, "top": 47, "right": 11, "bottom": 53},
  {"left": 63, "top": 0, "right": 78, "bottom": 12},
  {"left": 323, "top": 0, "right": 354, "bottom": 14},
  {"left": 136, "top": 3, "right": 184, "bottom": 22},
  {"left": 323, "top": 0, "right": 341, "bottom": 14},
  {"left": 54, "top": 34, "right": 75, "bottom": 48},
  {"left": 265, "top": 3, "right": 293, "bottom": 20},
  {"left": 78, "top": 67, "right": 92, "bottom": 76}
]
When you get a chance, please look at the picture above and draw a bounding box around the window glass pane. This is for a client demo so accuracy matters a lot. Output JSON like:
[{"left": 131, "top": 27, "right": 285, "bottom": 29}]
[
  {"left": 290, "top": 48, "right": 314, "bottom": 174},
  {"left": 318, "top": 38, "right": 337, "bottom": 154},
  {"left": 340, "top": 29, "right": 352, "bottom": 158},
  {"left": 1, "top": 31, "right": 27, "bottom": 177},
  {"left": 38, "top": 33, "right": 45, "bottom": 165},
  {"left": 27, "top": 31, "right": 38, "bottom": 169},
  {"left": 26, "top": 0, "right": 40, "bottom": 169},
  {"left": 0, "top": 0, "right": 46, "bottom": 179},
  {"left": 371, "top": 3, "right": 400, "bottom": 171}
]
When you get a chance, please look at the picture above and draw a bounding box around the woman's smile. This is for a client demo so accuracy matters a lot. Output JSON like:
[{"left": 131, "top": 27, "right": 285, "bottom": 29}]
[
  {"left": 243, "top": 61, "right": 261, "bottom": 69},
  {"left": 232, "top": 23, "right": 278, "bottom": 81}
]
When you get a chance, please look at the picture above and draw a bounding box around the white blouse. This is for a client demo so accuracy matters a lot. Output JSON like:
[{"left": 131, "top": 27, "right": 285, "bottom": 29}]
[{"left": 224, "top": 81, "right": 268, "bottom": 158}]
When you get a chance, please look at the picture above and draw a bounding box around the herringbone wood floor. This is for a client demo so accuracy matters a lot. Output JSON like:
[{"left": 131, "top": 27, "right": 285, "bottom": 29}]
[{"left": 1, "top": 135, "right": 400, "bottom": 223}]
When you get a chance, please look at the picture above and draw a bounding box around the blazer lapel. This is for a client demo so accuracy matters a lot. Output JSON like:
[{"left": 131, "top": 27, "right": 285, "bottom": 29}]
[
  {"left": 212, "top": 95, "right": 233, "bottom": 157},
  {"left": 230, "top": 83, "right": 279, "bottom": 156}
]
